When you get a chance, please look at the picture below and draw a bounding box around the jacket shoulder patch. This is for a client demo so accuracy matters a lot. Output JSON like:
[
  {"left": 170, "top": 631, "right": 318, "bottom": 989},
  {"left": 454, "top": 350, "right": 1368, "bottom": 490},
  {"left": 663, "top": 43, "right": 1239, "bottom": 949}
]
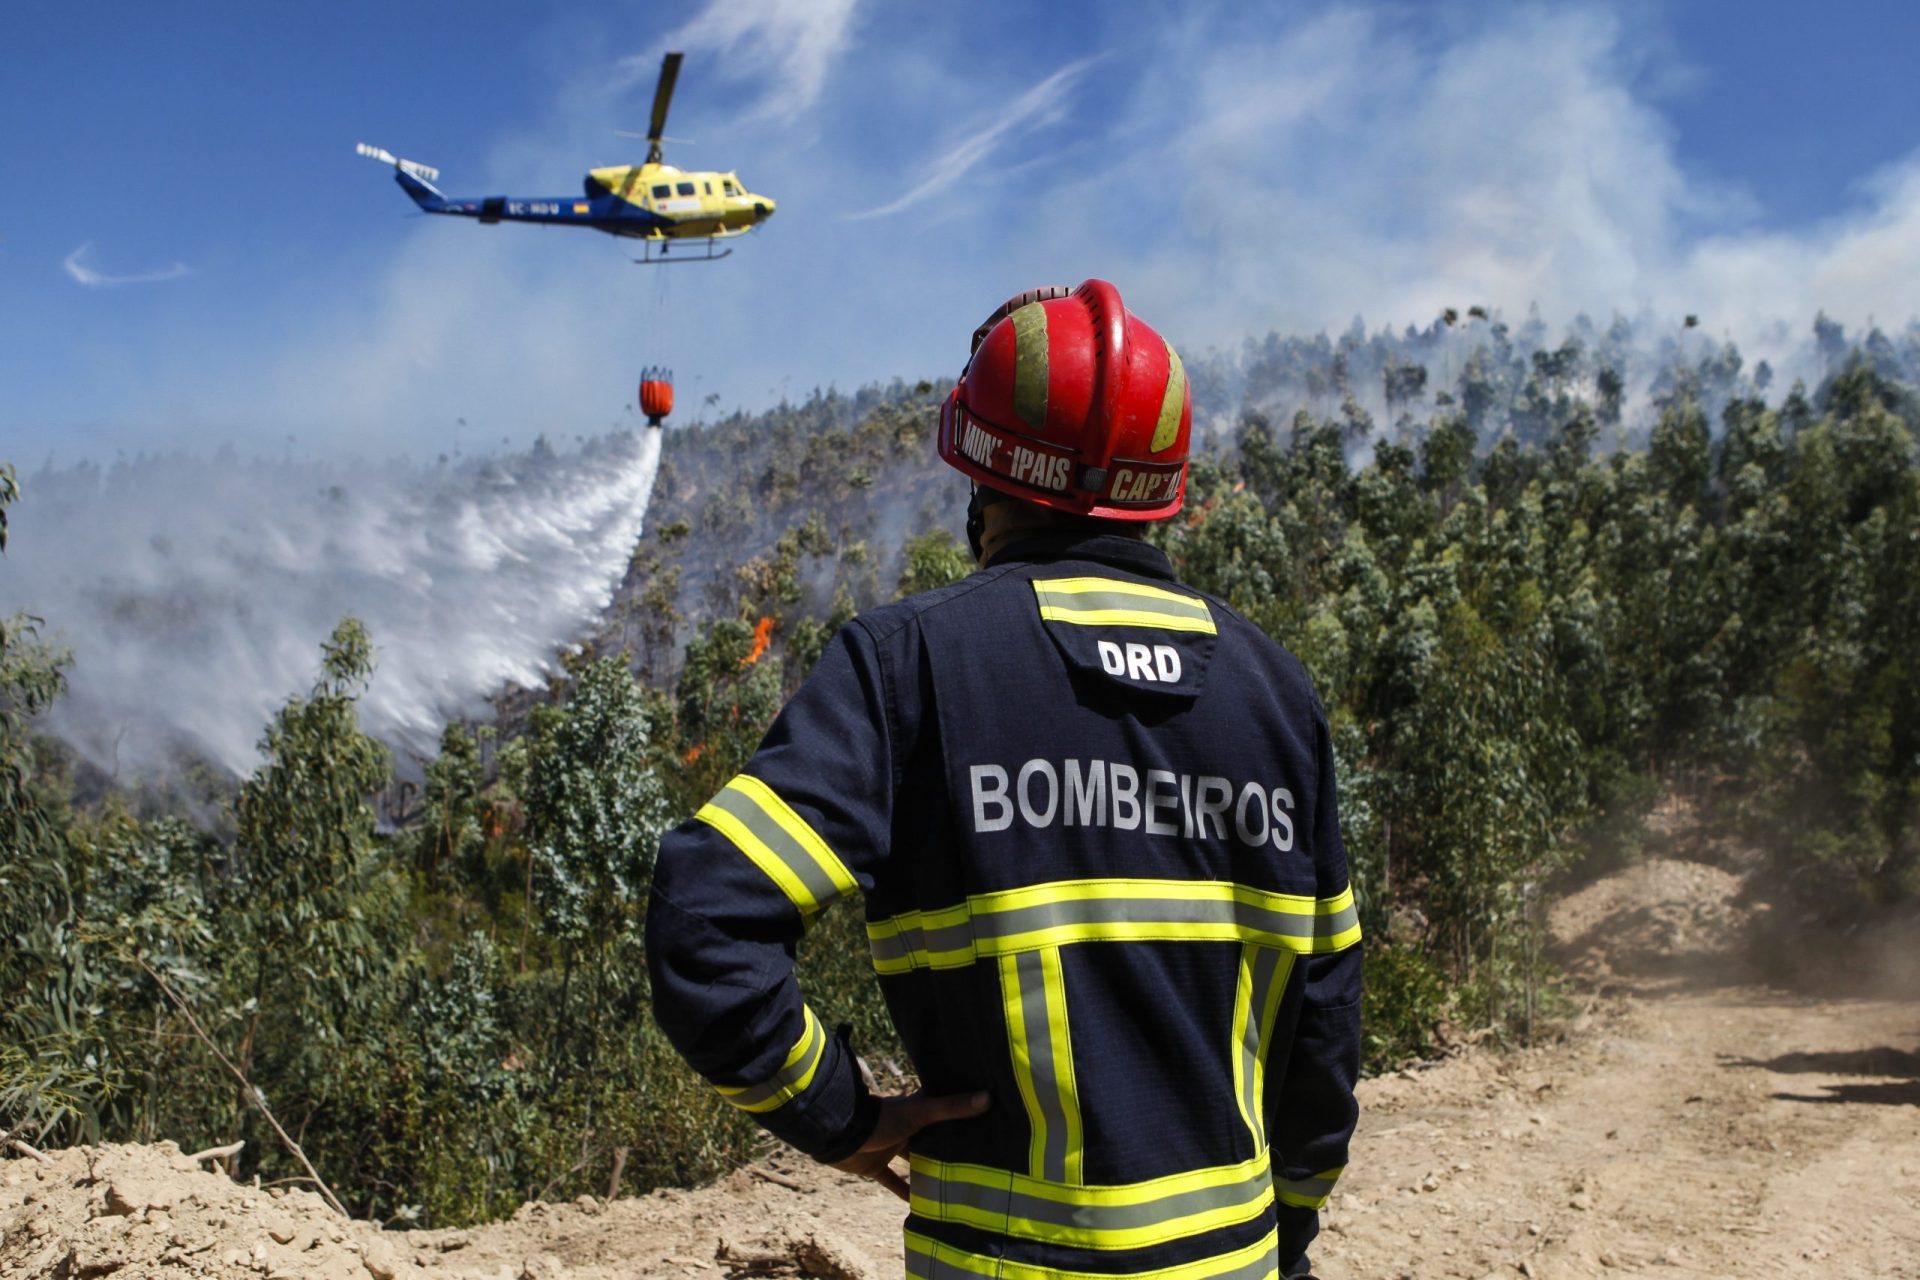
[{"left": 1030, "top": 575, "right": 1216, "bottom": 698}]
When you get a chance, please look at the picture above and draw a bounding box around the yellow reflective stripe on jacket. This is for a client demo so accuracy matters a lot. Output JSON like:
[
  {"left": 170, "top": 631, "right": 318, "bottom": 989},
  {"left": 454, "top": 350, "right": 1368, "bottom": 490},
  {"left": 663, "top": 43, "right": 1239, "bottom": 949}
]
[
  {"left": 1230, "top": 945, "right": 1293, "bottom": 1148},
  {"left": 905, "top": 1226, "right": 1279, "bottom": 1279},
  {"left": 908, "top": 1152, "right": 1272, "bottom": 1252},
  {"left": 713, "top": 1005, "right": 827, "bottom": 1113},
  {"left": 1274, "top": 1167, "right": 1343, "bottom": 1210},
  {"left": 869, "top": 879, "right": 1360, "bottom": 974},
  {"left": 1001, "top": 947, "right": 1083, "bottom": 1184},
  {"left": 1032, "top": 577, "right": 1217, "bottom": 634},
  {"left": 696, "top": 774, "right": 857, "bottom": 917}
]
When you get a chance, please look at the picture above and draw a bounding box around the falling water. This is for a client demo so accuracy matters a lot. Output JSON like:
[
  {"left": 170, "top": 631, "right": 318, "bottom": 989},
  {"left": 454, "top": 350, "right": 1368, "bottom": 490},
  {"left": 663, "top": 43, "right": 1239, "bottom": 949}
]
[{"left": 1, "top": 429, "right": 663, "bottom": 777}]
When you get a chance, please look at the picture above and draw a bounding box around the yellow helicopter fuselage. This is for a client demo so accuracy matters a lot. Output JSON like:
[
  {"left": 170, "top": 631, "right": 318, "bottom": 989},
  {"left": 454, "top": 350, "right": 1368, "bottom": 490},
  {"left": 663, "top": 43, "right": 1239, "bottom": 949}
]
[
  {"left": 358, "top": 53, "right": 771, "bottom": 261},
  {"left": 586, "top": 162, "right": 775, "bottom": 241}
]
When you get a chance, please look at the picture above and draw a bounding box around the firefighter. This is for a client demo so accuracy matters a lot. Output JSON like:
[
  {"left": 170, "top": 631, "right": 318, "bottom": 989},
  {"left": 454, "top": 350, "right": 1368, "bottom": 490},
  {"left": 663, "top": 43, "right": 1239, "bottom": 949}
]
[{"left": 646, "top": 280, "right": 1363, "bottom": 1279}]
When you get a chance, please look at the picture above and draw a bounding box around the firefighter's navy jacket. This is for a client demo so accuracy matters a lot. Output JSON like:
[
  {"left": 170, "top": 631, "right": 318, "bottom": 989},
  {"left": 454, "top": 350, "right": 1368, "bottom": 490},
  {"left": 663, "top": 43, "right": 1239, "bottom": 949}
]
[{"left": 647, "top": 529, "right": 1363, "bottom": 1278}]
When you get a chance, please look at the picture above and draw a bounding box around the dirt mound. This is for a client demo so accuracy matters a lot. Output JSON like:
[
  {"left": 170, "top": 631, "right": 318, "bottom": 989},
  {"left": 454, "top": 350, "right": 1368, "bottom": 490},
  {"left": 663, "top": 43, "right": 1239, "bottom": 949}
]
[
  {"left": 1549, "top": 857, "right": 1761, "bottom": 985},
  {"left": 0, "top": 1141, "right": 900, "bottom": 1280},
  {"left": 0, "top": 1141, "right": 405, "bottom": 1280},
  {"left": 398, "top": 1156, "right": 900, "bottom": 1279}
]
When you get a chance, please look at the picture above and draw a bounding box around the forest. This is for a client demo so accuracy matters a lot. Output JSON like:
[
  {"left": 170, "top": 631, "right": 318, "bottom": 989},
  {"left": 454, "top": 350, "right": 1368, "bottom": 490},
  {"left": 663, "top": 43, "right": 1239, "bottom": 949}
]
[{"left": 2, "top": 310, "right": 1917, "bottom": 1228}]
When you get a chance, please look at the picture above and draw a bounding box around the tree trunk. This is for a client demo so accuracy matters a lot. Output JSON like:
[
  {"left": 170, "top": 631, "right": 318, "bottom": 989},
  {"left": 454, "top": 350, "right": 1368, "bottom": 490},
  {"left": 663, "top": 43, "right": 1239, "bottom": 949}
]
[{"left": 607, "top": 1146, "right": 629, "bottom": 1200}]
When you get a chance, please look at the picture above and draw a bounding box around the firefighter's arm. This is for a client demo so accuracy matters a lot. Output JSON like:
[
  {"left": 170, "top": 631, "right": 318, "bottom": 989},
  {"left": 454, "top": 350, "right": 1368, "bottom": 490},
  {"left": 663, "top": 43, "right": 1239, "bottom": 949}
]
[
  {"left": 645, "top": 624, "right": 896, "bottom": 1163},
  {"left": 1269, "top": 709, "right": 1364, "bottom": 1269}
]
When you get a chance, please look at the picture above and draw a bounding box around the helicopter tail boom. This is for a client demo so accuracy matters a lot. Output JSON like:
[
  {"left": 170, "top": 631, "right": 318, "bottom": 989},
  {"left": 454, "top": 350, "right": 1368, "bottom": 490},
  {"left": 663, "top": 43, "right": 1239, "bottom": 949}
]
[{"left": 355, "top": 143, "right": 446, "bottom": 208}]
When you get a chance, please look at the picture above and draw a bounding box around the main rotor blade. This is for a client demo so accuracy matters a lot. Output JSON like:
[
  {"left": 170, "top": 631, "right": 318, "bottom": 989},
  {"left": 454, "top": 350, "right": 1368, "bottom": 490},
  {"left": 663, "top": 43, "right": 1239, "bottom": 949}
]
[{"left": 649, "top": 51, "right": 683, "bottom": 143}]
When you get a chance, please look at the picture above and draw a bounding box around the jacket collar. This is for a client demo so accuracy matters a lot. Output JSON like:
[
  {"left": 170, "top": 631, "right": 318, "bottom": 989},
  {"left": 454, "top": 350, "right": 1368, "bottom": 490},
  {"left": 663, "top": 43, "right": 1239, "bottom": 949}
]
[{"left": 988, "top": 527, "right": 1179, "bottom": 582}]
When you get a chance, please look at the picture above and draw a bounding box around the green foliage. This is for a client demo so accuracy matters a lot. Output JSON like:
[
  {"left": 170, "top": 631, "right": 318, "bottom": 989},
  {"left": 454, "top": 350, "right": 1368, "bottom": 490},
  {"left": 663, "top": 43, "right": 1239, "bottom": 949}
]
[
  {"left": 896, "top": 528, "right": 972, "bottom": 597},
  {"left": 1155, "top": 341, "right": 1920, "bottom": 1049},
  {"left": 1358, "top": 947, "right": 1447, "bottom": 1074},
  {"left": 231, "top": 617, "right": 394, "bottom": 1037},
  {"left": 0, "top": 468, "right": 97, "bottom": 1145},
  {"left": 524, "top": 657, "right": 669, "bottom": 941},
  {"left": 418, "top": 722, "right": 484, "bottom": 882},
  {"left": 795, "top": 901, "right": 903, "bottom": 1085},
  {"left": 5, "top": 317, "right": 1919, "bottom": 1225}
]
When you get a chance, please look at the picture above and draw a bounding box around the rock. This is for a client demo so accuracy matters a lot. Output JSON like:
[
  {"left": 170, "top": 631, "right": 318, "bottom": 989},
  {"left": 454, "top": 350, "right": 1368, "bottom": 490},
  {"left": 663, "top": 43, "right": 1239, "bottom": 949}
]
[
  {"left": 1570, "top": 1192, "right": 1594, "bottom": 1211},
  {"left": 790, "top": 1231, "right": 876, "bottom": 1280},
  {"left": 103, "top": 1176, "right": 174, "bottom": 1217},
  {"left": 64, "top": 1244, "right": 125, "bottom": 1278},
  {"left": 362, "top": 1236, "right": 402, "bottom": 1280}
]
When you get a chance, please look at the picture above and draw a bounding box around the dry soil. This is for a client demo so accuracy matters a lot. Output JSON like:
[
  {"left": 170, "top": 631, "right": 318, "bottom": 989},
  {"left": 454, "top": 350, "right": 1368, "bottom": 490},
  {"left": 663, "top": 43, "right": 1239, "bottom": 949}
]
[{"left": 4, "top": 855, "right": 1916, "bottom": 1279}]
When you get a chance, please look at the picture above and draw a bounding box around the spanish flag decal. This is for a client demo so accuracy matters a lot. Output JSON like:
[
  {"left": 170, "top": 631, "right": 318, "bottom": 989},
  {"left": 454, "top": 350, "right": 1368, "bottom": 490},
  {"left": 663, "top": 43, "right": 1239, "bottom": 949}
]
[{"left": 573, "top": 203, "right": 589, "bottom": 214}]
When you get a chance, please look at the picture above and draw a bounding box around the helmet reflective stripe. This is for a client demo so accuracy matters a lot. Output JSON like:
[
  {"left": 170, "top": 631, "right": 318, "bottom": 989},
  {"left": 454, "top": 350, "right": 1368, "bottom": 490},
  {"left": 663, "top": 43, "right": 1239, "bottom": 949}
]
[
  {"left": 1152, "top": 339, "right": 1187, "bottom": 453},
  {"left": 939, "top": 279, "right": 1192, "bottom": 520},
  {"left": 1010, "top": 302, "right": 1050, "bottom": 431}
]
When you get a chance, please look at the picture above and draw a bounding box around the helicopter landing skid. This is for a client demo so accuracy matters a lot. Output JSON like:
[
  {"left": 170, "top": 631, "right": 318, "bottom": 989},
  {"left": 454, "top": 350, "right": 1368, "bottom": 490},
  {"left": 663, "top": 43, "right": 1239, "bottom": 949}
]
[{"left": 631, "top": 238, "right": 734, "bottom": 265}]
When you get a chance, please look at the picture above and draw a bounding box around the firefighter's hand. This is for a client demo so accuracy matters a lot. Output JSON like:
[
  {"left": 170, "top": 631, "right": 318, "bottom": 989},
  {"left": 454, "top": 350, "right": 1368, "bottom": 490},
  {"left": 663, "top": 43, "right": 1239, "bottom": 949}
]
[{"left": 831, "top": 1090, "right": 990, "bottom": 1201}]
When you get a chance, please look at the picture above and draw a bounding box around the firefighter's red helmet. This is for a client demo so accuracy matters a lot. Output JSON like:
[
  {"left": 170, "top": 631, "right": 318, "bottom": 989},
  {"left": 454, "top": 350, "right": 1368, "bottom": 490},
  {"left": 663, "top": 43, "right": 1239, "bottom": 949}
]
[{"left": 937, "top": 279, "right": 1191, "bottom": 520}]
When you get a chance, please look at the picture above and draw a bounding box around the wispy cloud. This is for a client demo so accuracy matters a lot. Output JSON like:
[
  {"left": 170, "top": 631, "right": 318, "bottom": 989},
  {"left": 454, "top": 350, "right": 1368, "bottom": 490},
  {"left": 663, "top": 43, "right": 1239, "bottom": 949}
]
[
  {"left": 63, "top": 242, "right": 191, "bottom": 288},
  {"left": 650, "top": 0, "right": 862, "bottom": 119},
  {"left": 850, "top": 55, "right": 1100, "bottom": 220}
]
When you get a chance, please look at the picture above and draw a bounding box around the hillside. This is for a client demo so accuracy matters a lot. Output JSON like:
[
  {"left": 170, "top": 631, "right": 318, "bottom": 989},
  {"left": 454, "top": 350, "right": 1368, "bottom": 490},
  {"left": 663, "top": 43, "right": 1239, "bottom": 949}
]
[
  {"left": 7, "top": 848, "right": 1915, "bottom": 1280},
  {"left": 4, "top": 314, "right": 1918, "bottom": 1231}
]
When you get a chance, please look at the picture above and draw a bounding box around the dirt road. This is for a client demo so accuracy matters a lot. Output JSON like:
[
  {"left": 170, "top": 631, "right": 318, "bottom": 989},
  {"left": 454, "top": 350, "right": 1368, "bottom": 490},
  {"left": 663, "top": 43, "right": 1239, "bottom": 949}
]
[
  {"left": 6, "top": 858, "right": 1916, "bottom": 1279},
  {"left": 418, "top": 858, "right": 1920, "bottom": 1279},
  {"left": 1315, "top": 859, "right": 1920, "bottom": 1279}
]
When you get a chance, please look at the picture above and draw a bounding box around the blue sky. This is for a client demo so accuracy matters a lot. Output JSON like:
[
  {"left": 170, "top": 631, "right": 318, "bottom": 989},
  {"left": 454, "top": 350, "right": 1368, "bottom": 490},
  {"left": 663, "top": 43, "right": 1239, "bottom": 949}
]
[{"left": 4, "top": 0, "right": 1919, "bottom": 462}]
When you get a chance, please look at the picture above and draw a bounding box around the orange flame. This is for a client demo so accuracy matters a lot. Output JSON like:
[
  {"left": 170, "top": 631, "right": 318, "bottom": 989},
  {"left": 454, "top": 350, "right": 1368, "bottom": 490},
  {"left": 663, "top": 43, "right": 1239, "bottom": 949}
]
[
  {"left": 741, "top": 616, "right": 774, "bottom": 666},
  {"left": 682, "top": 743, "right": 707, "bottom": 765}
]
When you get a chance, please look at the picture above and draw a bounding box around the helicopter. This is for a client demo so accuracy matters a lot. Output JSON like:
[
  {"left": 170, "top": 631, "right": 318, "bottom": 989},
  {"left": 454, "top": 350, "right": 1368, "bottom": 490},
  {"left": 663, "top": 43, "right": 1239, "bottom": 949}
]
[{"left": 355, "top": 52, "right": 775, "bottom": 263}]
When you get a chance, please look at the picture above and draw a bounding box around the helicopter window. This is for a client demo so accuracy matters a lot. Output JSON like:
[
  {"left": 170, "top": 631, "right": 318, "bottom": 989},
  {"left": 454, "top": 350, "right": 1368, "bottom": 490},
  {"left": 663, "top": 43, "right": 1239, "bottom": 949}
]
[
  {"left": 724, "top": 181, "right": 739, "bottom": 195},
  {"left": 676, "top": 181, "right": 697, "bottom": 196},
  {"left": 651, "top": 184, "right": 672, "bottom": 200},
  {"left": 704, "top": 181, "right": 713, "bottom": 195}
]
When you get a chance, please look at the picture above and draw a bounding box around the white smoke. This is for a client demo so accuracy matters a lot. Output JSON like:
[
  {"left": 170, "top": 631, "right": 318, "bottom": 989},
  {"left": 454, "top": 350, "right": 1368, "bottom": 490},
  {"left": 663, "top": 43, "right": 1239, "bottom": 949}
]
[{"left": 2, "top": 430, "right": 662, "bottom": 778}]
